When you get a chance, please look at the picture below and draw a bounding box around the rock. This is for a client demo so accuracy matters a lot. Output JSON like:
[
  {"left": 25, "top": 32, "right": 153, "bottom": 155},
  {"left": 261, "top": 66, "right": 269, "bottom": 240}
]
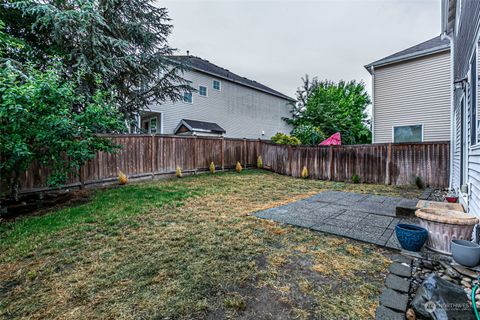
[
  {"left": 380, "top": 288, "right": 409, "bottom": 312},
  {"left": 412, "top": 274, "right": 475, "bottom": 320},
  {"left": 406, "top": 308, "right": 416, "bottom": 320},
  {"left": 423, "top": 260, "right": 435, "bottom": 270},
  {"left": 386, "top": 274, "right": 411, "bottom": 293},
  {"left": 462, "top": 280, "right": 472, "bottom": 288},
  {"left": 464, "top": 277, "right": 473, "bottom": 283},
  {"left": 375, "top": 305, "right": 404, "bottom": 320},
  {"left": 452, "top": 264, "right": 479, "bottom": 279},
  {"left": 441, "top": 275, "right": 453, "bottom": 281},
  {"left": 441, "top": 262, "right": 461, "bottom": 279},
  {"left": 389, "top": 262, "right": 412, "bottom": 278}
]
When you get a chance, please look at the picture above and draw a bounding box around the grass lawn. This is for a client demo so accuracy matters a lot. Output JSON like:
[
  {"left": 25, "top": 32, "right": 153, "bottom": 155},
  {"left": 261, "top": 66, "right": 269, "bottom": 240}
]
[{"left": 0, "top": 170, "right": 420, "bottom": 319}]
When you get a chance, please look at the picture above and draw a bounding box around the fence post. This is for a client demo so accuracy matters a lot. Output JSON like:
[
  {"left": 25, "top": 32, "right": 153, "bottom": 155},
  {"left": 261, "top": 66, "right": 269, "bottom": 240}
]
[
  {"left": 79, "top": 166, "right": 85, "bottom": 189},
  {"left": 329, "top": 146, "right": 334, "bottom": 180},
  {"left": 288, "top": 145, "right": 293, "bottom": 176},
  {"left": 193, "top": 136, "right": 197, "bottom": 173},
  {"left": 150, "top": 135, "right": 155, "bottom": 179},
  {"left": 386, "top": 143, "right": 392, "bottom": 185},
  {"left": 243, "top": 138, "right": 247, "bottom": 168},
  {"left": 221, "top": 137, "right": 225, "bottom": 171}
]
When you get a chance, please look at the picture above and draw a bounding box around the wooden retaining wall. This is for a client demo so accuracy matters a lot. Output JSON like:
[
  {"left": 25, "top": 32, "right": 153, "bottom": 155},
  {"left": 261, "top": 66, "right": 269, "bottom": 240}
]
[{"left": 1, "top": 135, "right": 450, "bottom": 194}]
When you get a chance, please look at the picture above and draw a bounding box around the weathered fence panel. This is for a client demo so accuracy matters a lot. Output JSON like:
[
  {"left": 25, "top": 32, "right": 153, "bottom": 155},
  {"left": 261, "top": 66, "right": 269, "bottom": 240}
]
[{"left": 1, "top": 135, "right": 450, "bottom": 195}]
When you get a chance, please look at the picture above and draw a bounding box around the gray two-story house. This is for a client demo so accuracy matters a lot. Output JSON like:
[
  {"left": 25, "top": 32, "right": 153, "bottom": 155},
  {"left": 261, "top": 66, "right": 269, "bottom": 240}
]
[
  {"left": 365, "top": 36, "right": 451, "bottom": 144},
  {"left": 139, "top": 55, "right": 293, "bottom": 139},
  {"left": 442, "top": 0, "right": 480, "bottom": 215}
]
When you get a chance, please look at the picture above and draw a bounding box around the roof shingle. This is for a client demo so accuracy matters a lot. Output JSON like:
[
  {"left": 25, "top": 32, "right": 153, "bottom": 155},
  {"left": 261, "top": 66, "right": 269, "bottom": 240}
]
[
  {"left": 169, "top": 55, "right": 294, "bottom": 101},
  {"left": 365, "top": 35, "right": 450, "bottom": 71}
]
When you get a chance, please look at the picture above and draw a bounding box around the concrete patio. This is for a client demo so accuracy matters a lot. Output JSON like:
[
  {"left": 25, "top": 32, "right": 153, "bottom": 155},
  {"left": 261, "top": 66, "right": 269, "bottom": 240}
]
[{"left": 255, "top": 190, "right": 419, "bottom": 249}]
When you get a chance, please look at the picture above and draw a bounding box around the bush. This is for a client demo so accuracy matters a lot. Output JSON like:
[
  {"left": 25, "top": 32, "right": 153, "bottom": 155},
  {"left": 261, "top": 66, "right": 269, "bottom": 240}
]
[
  {"left": 257, "top": 156, "right": 263, "bottom": 169},
  {"left": 236, "top": 162, "right": 243, "bottom": 173},
  {"left": 0, "top": 62, "right": 124, "bottom": 200},
  {"left": 351, "top": 174, "right": 360, "bottom": 184},
  {"left": 291, "top": 124, "right": 326, "bottom": 145},
  {"left": 301, "top": 166, "right": 309, "bottom": 179},
  {"left": 271, "top": 132, "right": 301, "bottom": 145},
  {"left": 176, "top": 167, "right": 182, "bottom": 178},
  {"left": 210, "top": 162, "right": 215, "bottom": 174},
  {"left": 415, "top": 176, "right": 424, "bottom": 189}
]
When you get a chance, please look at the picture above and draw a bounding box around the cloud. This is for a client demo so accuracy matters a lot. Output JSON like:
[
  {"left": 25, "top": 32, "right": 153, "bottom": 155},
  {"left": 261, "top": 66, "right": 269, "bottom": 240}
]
[{"left": 161, "top": 0, "right": 440, "bottom": 99}]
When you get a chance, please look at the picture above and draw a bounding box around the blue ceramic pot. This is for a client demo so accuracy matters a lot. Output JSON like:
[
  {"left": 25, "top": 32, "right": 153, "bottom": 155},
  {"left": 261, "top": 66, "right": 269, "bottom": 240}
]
[{"left": 395, "top": 224, "right": 428, "bottom": 252}]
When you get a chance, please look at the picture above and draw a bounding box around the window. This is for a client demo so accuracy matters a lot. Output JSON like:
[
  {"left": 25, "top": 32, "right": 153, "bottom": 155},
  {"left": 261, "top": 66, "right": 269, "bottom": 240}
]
[
  {"left": 393, "top": 125, "right": 423, "bottom": 143},
  {"left": 213, "top": 80, "right": 221, "bottom": 91},
  {"left": 183, "top": 92, "right": 192, "bottom": 103},
  {"left": 199, "top": 85, "right": 207, "bottom": 97},
  {"left": 150, "top": 118, "right": 157, "bottom": 134}
]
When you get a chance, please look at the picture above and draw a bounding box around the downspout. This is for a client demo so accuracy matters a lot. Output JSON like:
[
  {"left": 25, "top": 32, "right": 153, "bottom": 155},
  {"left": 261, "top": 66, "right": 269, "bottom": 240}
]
[
  {"left": 442, "top": 32, "right": 454, "bottom": 190},
  {"left": 371, "top": 66, "right": 375, "bottom": 144}
]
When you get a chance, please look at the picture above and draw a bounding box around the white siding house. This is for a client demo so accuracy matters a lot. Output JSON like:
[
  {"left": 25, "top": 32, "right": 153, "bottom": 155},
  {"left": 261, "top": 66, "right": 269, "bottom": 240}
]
[
  {"left": 140, "top": 56, "right": 293, "bottom": 139},
  {"left": 442, "top": 0, "right": 480, "bottom": 217},
  {"left": 365, "top": 36, "right": 451, "bottom": 144}
]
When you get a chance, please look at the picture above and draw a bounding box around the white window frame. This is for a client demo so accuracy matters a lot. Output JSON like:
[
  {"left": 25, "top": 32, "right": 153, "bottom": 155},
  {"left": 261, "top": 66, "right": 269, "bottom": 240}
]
[
  {"left": 150, "top": 117, "right": 158, "bottom": 134},
  {"left": 212, "top": 79, "right": 221, "bottom": 91},
  {"left": 199, "top": 85, "right": 208, "bottom": 97},
  {"left": 392, "top": 124, "right": 424, "bottom": 143},
  {"left": 183, "top": 91, "right": 193, "bottom": 104},
  {"left": 141, "top": 114, "right": 163, "bottom": 134}
]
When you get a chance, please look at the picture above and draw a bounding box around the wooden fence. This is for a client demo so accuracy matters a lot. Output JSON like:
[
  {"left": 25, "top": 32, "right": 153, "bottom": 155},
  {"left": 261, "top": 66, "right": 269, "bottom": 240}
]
[{"left": 1, "top": 135, "right": 450, "bottom": 194}]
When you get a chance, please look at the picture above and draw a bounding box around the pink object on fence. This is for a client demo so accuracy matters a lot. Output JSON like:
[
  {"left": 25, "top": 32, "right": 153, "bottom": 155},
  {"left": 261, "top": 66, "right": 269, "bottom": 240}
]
[{"left": 319, "top": 132, "right": 341, "bottom": 146}]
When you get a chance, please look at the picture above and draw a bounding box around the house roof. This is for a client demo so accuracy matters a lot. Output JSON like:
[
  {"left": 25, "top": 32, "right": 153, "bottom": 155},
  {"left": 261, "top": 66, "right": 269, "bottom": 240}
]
[
  {"left": 174, "top": 119, "right": 226, "bottom": 134},
  {"left": 364, "top": 35, "right": 450, "bottom": 72},
  {"left": 168, "top": 55, "right": 294, "bottom": 101}
]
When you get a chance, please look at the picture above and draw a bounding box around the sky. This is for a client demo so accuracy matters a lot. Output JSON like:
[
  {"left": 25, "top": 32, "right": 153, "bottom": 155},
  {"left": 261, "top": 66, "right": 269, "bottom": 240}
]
[{"left": 161, "top": 0, "right": 441, "bottom": 99}]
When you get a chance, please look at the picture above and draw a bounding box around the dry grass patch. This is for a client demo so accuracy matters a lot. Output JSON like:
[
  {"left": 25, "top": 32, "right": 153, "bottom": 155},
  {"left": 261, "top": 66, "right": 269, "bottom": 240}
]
[{"left": 0, "top": 170, "right": 419, "bottom": 319}]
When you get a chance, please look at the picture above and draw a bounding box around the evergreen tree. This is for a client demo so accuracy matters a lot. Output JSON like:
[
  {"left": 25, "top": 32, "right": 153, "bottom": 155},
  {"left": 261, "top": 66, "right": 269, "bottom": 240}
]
[{"left": 1, "top": 0, "right": 190, "bottom": 121}]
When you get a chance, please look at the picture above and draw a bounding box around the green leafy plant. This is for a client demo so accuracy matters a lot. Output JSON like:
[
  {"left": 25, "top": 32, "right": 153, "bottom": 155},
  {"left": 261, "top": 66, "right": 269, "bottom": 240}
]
[
  {"left": 286, "top": 77, "right": 371, "bottom": 145},
  {"left": 271, "top": 133, "right": 301, "bottom": 145},
  {"left": 415, "top": 176, "right": 424, "bottom": 189},
  {"left": 257, "top": 156, "right": 263, "bottom": 169},
  {"left": 291, "top": 124, "right": 326, "bottom": 145},
  {"left": 351, "top": 174, "right": 360, "bottom": 184},
  {"left": 0, "top": 62, "right": 124, "bottom": 200}
]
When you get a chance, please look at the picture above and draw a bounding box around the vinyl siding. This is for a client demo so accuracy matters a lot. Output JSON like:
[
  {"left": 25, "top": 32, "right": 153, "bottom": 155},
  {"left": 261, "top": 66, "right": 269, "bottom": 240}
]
[
  {"left": 373, "top": 51, "right": 451, "bottom": 143},
  {"left": 147, "top": 70, "right": 292, "bottom": 139},
  {"left": 451, "top": 0, "right": 480, "bottom": 216}
]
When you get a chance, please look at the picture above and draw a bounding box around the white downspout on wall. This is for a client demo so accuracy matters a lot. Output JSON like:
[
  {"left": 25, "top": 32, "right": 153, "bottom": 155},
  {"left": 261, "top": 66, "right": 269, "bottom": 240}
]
[
  {"left": 442, "top": 32, "right": 454, "bottom": 190},
  {"left": 371, "top": 66, "right": 375, "bottom": 144}
]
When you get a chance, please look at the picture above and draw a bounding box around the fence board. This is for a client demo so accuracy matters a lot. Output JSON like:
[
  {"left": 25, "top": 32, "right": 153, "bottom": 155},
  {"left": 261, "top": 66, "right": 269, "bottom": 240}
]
[{"left": 1, "top": 136, "right": 450, "bottom": 194}]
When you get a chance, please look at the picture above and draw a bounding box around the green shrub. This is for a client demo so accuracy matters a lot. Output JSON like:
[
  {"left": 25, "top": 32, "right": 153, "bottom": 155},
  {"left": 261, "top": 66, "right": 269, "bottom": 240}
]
[
  {"left": 271, "top": 132, "right": 301, "bottom": 145},
  {"left": 291, "top": 124, "right": 326, "bottom": 145},
  {"left": 351, "top": 174, "right": 360, "bottom": 184},
  {"left": 415, "top": 176, "right": 424, "bottom": 189},
  {"left": 257, "top": 156, "right": 263, "bottom": 169}
]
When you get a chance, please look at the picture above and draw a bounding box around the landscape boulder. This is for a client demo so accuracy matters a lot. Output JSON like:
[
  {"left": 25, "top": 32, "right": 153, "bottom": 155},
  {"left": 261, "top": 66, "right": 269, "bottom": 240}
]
[{"left": 411, "top": 274, "right": 475, "bottom": 320}]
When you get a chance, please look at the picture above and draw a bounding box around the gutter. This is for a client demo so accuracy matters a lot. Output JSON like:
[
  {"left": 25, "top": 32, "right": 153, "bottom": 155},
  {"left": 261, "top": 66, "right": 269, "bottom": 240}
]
[
  {"left": 364, "top": 45, "right": 450, "bottom": 71},
  {"left": 442, "top": 31, "right": 454, "bottom": 190}
]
